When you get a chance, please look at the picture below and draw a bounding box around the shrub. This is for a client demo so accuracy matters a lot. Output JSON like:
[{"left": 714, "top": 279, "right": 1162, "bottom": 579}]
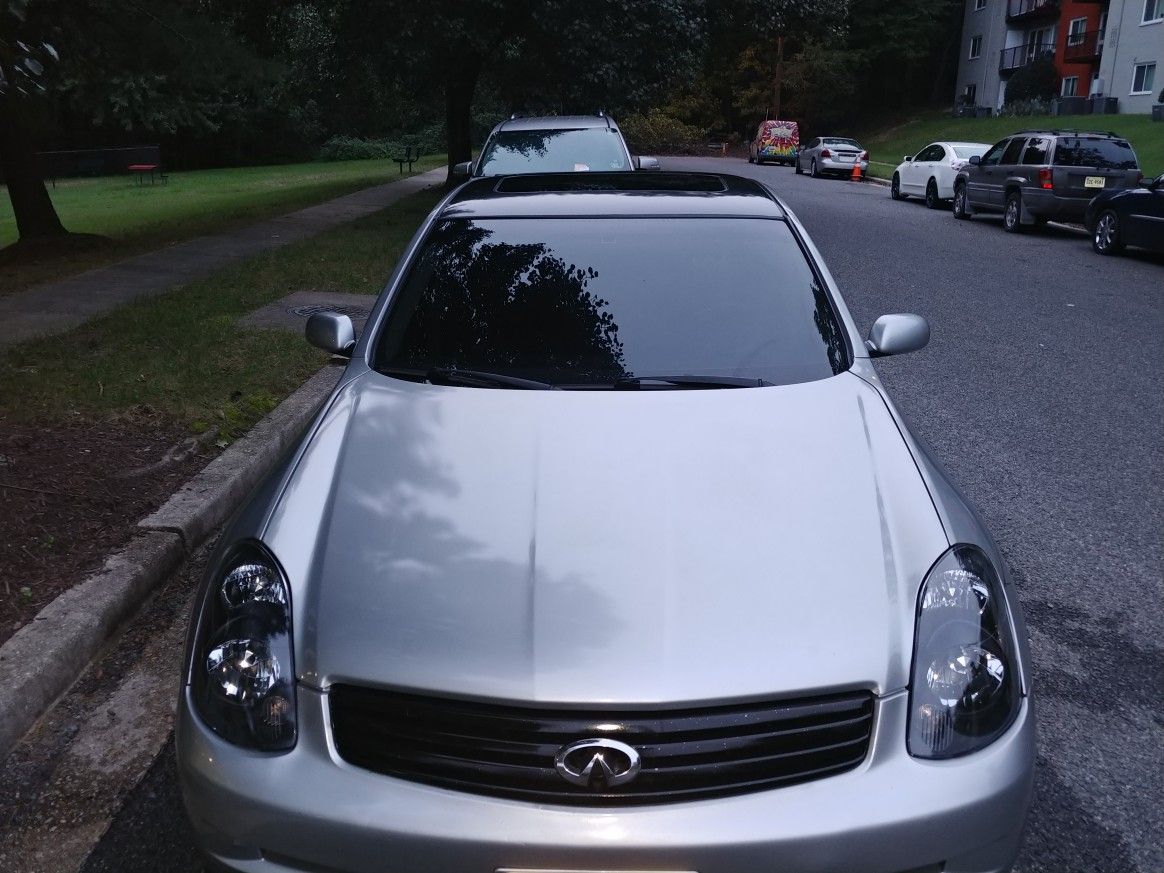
[
  {"left": 317, "top": 136, "right": 396, "bottom": 161},
  {"left": 1000, "top": 98, "right": 1053, "bottom": 117},
  {"left": 1005, "top": 56, "right": 1059, "bottom": 103},
  {"left": 619, "top": 110, "right": 705, "bottom": 155}
]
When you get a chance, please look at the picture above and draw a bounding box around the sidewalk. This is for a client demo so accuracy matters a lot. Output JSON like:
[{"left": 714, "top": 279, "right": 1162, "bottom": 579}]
[{"left": 0, "top": 167, "right": 446, "bottom": 350}]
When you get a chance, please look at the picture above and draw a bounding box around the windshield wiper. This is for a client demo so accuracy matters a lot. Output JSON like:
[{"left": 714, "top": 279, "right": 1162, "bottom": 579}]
[
  {"left": 611, "top": 374, "right": 773, "bottom": 389},
  {"left": 421, "top": 367, "right": 559, "bottom": 390}
]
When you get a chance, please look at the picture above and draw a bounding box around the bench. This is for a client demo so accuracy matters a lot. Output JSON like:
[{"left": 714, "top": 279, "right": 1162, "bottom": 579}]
[
  {"left": 393, "top": 145, "right": 418, "bottom": 174},
  {"left": 127, "top": 163, "right": 166, "bottom": 185}
]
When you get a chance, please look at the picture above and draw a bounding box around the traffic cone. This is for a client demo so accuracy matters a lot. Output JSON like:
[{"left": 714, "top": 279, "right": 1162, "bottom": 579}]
[{"left": 850, "top": 161, "right": 863, "bottom": 182}]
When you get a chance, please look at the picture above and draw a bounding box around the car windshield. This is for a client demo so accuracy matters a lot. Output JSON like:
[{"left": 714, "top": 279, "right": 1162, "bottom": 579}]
[
  {"left": 1053, "top": 137, "right": 1138, "bottom": 170},
  {"left": 952, "top": 145, "right": 986, "bottom": 158},
  {"left": 477, "top": 129, "right": 631, "bottom": 175},
  {"left": 823, "top": 138, "right": 860, "bottom": 147},
  {"left": 373, "top": 218, "right": 849, "bottom": 388}
]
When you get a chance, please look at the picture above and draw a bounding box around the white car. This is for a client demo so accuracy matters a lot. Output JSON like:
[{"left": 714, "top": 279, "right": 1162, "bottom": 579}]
[{"left": 891, "top": 141, "right": 991, "bottom": 209}]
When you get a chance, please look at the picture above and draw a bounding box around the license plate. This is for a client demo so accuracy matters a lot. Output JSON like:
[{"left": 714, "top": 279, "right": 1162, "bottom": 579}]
[{"left": 1084, "top": 176, "right": 1106, "bottom": 189}]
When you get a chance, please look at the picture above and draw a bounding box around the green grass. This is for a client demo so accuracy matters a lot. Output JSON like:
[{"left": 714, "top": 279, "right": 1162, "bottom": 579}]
[
  {"left": 0, "top": 186, "right": 444, "bottom": 437},
  {"left": 857, "top": 112, "right": 1163, "bottom": 179},
  {"left": 0, "top": 155, "right": 445, "bottom": 295}
]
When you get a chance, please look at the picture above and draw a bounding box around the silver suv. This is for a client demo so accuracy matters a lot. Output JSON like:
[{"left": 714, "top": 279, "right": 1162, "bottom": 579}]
[{"left": 952, "top": 129, "right": 1141, "bottom": 232}]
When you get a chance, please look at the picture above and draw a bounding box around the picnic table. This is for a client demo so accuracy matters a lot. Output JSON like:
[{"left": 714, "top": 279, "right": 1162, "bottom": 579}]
[{"left": 127, "top": 163, "right": 167, "bottom": 185}]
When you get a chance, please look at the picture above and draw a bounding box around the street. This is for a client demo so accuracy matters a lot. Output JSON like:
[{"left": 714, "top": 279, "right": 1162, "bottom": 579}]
[{"left": 74, "top": 158, "right": 1164, "bottom": 872}]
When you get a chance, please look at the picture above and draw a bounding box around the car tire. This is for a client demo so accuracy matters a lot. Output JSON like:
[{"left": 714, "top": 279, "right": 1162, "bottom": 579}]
[
  {"left": 794, "top": 158, "right": 803, "bottom": 175},
  {"left": 810, "top": 160, "right": 819, "bottom": 178},
  {"left": 1093, "top": 209, "right": 1125, "bottom": 256},
  {"left": 1003, "top": 191, "right": 1024, "bottom": 233},
  {"left": 953, "top": 183, "right": 970, "bottom": 220},
  {"left": 890, "top": 173, "right": 905, "bottom": 200},
  {"left": 925, "top": 179, "right": 941, "bottom": 210}
]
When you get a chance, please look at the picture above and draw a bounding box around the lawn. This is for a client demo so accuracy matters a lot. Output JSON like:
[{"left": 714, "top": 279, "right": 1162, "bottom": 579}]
[
  {"left": 0, "top": 155, "right": 445, "bottom": 295},
  {"left": 0, "top": 185, "right": 444, "bottom": 436},
  {"left": 857, "top": 112, "right": 1163, "bottom": 179}
]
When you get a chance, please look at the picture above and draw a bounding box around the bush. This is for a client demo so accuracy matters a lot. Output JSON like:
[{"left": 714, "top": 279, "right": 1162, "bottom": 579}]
[
  {"left": 619, "top": 110, "right": 705, "bottom": 155},
  {"left": 1005, "top": 56, "right": 1059, "bottom": 103},
  {"left": 317, "top": 136, "right": 397, "bottom": 161},
  {"left": 1000, "top": 98, "right": 1053, "bottom": 117}
]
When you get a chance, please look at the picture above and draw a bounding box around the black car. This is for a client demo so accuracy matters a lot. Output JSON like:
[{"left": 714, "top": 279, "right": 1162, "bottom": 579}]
[{"left": 1085, "top": 173, "right": 1164, "bottom": 256}]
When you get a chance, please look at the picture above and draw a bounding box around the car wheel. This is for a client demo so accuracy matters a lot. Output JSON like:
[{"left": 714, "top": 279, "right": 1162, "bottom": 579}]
[
  {"left": 810, "top": 159, "right": 819, "bottom": 178},
  {"left": 794, "top": 158, "right": 803, "bottom": 175},
  {"left": 890, "top": 173, "right": 905, "bottom": 200},
  {"left": 953, "top": 183, "right": 970, "bottom": 220},
  {"left": 1003, "top": 191, "right": 1024, "bottom": 233},
  {"left": 925, "top": 179, "right": 941, "bottom": 210},
  {"left": 1093, "top": 209, "right": 1125, "bottom": 256}
]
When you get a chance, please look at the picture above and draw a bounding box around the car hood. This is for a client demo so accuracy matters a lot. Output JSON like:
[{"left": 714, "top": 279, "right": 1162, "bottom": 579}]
[{"left": 265, "top": 370, "right": 948, "bottom": 704}]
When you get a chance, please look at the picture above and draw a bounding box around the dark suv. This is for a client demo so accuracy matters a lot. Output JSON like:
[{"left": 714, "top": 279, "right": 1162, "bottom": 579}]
[{"left": 952, "top": 130, "right": 1141, "bottom": 232}]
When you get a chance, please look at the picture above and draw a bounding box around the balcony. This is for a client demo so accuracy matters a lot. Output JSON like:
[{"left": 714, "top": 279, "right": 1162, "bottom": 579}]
[
  {"left": 999, "top": 43, "right": 1056, "bottom": 73},
  {"left": 1006, "top": 0, "right": 1060, "bottom": 23},
  {"left": 1064, "top": 30, "right": 1103, "bottom": 63}
]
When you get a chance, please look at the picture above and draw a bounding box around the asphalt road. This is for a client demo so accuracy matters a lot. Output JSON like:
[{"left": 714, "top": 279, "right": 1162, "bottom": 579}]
[{"left": 82, "top": 158, "right": 1163, "bottom": 873}]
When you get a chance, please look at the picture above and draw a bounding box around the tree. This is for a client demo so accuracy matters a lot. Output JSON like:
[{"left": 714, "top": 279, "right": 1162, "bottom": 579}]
[{"left": 1, "top": 0, "right": 271, "bottom": 248}]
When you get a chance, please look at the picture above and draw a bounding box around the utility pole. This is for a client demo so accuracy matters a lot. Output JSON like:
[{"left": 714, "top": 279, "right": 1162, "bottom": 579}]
[{"left": 773, "top": 35, "right": 785, "bottom": 119}]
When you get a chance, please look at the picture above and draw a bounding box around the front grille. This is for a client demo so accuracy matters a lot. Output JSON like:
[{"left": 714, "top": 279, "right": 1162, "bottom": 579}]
[{"left": 329, "top": 685, "right": 874, "bottom": 805}]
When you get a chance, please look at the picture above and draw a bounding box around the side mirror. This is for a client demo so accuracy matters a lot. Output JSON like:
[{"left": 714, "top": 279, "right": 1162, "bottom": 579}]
[
  {"left": 635, "top": 156, "right": 662, "bottom": 171},
  {"left": 866, "top": 314, "right": 930, "bottom": 358},
  {"left": 903, "top": 155, "right": 912, "bottom": 163},
  {"left": 452, "top": 161, "right": 472, "bottom": 178},
  {"left": 969, "top": 155, "right": 981, "bottom": 166},
  {"left": 306, "top": 312, "right": 356, "bottom": 357}
]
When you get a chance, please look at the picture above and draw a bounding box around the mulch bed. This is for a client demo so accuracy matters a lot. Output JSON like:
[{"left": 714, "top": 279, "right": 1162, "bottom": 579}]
[{"left": 0, "top": 413, "right": 213, "bottom": 646}]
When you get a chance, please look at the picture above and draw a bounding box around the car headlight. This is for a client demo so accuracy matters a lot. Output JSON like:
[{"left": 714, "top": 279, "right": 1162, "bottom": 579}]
[
  {"left": 190, "top": 542, "right": 297, "bottom": 750},
  {"left": 908, "top": 544, "right": 1020, "bottom": 759}
]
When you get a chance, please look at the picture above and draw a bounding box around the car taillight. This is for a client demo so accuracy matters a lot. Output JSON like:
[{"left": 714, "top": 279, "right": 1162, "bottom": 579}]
[
  {"left": 859, "top": 151, "right": 869, "bottom": 161},
  {"left": 1039, "top": 168, "right": 1053, "bottom": 190},
  {"left": 820, "top": 148, "right": 832, "bottom": 158}
]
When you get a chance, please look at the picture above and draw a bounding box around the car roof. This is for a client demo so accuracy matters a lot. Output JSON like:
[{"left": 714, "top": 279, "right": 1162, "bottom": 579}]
[
  {"left": 1010, "top": 129, "right": 1125, "bottom": 138},
  {"left": 495, "top": 115, "right": 616, "bottom": 132},
  {"left": 942, "top": 141, "right": 992, "bottom": 148},
  {"left": 444, "top": 172, "right": 787, "bottom": 220}
]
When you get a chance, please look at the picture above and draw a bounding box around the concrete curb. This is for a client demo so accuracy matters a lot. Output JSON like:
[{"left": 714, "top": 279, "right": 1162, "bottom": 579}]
[{"left": 0, "top": 363, "right": 343, "bottom": 760}]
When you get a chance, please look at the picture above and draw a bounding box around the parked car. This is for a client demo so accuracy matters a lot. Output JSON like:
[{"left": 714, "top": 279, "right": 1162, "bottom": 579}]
[
  {"left": 795, "top": 136, "right": 869, "bottom": 178},
  {"left": 178, "top": 170, "right": 1035, "bottom": 873},
  {"left": 748, "top": 118, "right": 800, "bottom": 165},
  {"left": 1085, "top": 173, "right": 1164, "bottom": 255},
  {"left": 952, "top": 129, "right": 1142, "bottom": 232},
  {"left": 891, "top": 141, "right": 991, "bottom": 208},
  {"left": 453, "top": 114, "right": 659, "bottom": 177}
]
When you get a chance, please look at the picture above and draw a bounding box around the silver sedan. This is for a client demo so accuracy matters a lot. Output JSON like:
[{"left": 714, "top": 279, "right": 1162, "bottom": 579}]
[
  {"left": 796, "top": 135, "right": 870, "bottom": 178},
  {"left": 177, "top": 171, "right": 1034, "bottom": 873}
]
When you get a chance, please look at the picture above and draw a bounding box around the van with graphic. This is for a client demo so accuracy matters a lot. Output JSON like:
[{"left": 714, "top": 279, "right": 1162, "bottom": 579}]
[{"left": 749, "top": 119, "right": 800, "bottom": 166}]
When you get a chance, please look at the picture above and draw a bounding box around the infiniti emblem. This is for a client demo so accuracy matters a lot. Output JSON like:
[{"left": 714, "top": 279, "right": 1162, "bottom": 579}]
[{"left": 554, "top": 738, "right": 641, "bottom": 789}]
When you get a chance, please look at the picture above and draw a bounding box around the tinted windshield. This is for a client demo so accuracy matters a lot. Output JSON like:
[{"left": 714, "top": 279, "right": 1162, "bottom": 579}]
[
  {"left": 953, "top": 145, "right": 986, "bottom": 158},
  {"left": 374, "top": 218, "right": 848, "bottom": 388},
  {"left": 1053, "top": 137, "right": 1138, "bottom": 170},
  {"left": 477, "top": 129, "right": 631, "bottom": 175}
]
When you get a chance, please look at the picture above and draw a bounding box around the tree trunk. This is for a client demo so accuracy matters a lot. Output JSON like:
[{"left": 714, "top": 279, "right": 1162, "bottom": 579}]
[
  {"left": 0, "top": 94, "right": 67, "bottom": 241},
  {"left": 445, "top": 58, "right": 481, "bottom": 184},
  {"left": 772, "top": 35, "right": 784, "bottom": 119}
]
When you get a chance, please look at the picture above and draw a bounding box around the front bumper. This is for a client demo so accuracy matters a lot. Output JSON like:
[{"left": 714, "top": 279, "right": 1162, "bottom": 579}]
[{"left": 178, "top": 687, "right": 1034, "bottom": 873}]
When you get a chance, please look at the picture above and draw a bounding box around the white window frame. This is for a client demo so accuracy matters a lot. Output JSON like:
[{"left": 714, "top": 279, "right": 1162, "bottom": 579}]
[
  {"left": 1130, "top": 62, "right": 1156, "bottom": 94},
  {"left": 975, "top": 0, "right": 987, "bottom": 10},
  {"left": 969, "top": 35, "right": 983, "bottom": 59},
  {"left": 1144, "top": 0, "right": 1163, "bottom": 24},
  {"left": 1061, "top": 76, "right": 1078, "bottom": 96},
  {"left": 1067, "top": 17, "right": 1088, "bottom": 44}
]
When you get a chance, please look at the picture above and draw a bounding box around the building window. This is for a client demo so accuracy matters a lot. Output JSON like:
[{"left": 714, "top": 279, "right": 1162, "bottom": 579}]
[
  {"left": 975, "top": 0, "right": 987, "bottom": 9},
  {"left": 970, "top": 35, "right": 983, "bottom": 59},
  {"left": 1061, "top": 76, "right": 1078, "bottom": 96},
  {"left": 1067, "top": 17, "right": 1087, "bottom": 45},
  {"left": 1144, "top": 1, "right": 1163, "bottom": 24},
  {"left": 1132, "top": 62, "right": 1157, "bottom": 94}
]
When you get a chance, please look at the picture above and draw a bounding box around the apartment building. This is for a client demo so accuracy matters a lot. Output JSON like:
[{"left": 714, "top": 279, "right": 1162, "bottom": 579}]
[{"left": 956, "top": 0, "right": 1162, "bottom": 112}]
